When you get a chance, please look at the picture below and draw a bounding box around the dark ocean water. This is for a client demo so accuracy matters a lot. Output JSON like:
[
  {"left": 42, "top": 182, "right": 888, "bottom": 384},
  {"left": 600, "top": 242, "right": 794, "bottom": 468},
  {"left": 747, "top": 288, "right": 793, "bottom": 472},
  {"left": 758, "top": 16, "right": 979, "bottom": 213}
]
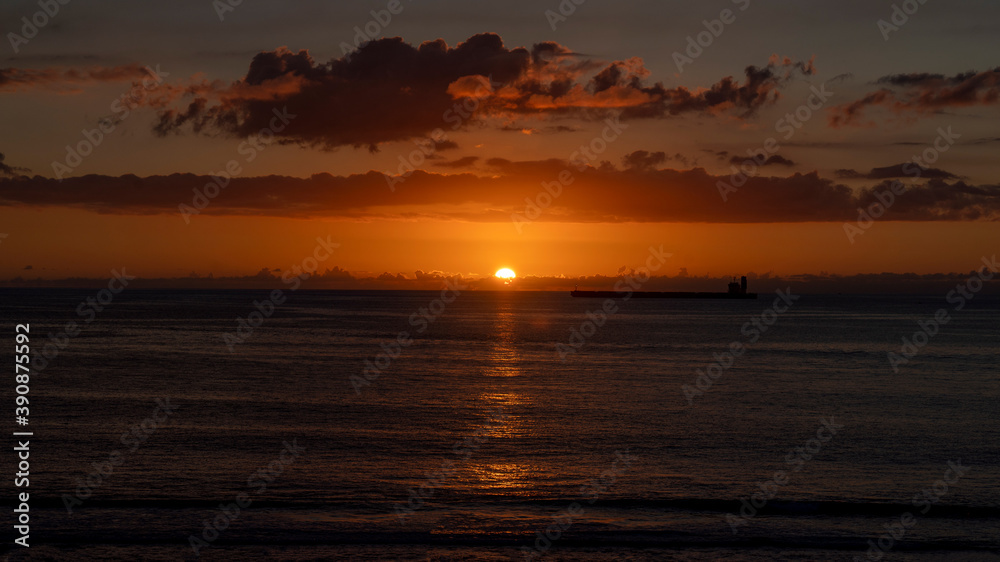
[{"left": 1, "top": 289, "right": 998, "bottom": 561}]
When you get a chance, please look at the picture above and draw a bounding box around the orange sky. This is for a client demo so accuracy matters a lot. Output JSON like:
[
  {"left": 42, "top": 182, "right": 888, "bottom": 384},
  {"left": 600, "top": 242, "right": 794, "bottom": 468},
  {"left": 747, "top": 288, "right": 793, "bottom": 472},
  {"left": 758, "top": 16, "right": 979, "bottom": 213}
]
[
  {"left": 2, "top": 208, "right": 998, "bottom": 281},
  {"left": 1, "top": 9, "right": 999, "bottom": 286}
]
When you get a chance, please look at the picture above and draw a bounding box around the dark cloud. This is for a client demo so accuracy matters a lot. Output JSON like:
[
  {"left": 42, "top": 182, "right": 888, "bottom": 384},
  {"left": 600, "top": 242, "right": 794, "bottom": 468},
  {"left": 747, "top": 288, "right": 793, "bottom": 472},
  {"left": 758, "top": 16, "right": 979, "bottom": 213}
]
[
  {"left": 609, "top": 55, "right": 816, "bottom": 120},
  {"left": 435, "top": 156, "right": 479, "bottom": 168},
  {"left": 0, "top": 153, "right": 28, "bottom": 177},
  {"left": 147, "top": 34, "right": 814, "bottom": 150},
  {"left": 835, "top": 163, "right": 958, "bottom": 180},
  {"left": 763, "top": 154, "right": 795, "bottom": 167},
  {"left": 834, "top": 169, "right": 869, "bottom": 179},
  {"left": 3, "top": 54, "right": 104, "bottom": 63},
  {"left": 622, "top": 150, "right": 666, "bottom": 170},
  {"left": 622, "top": 151, "right": 701, "bottom": 169},
  {"left": 153, "top": 35, "right": 531, "bottom": 151},
  {"left": 3, "top": 161, "right": 998, "bottom": 223},
  {"left": 729, "top": 154, "right": 795, "bottom": 167},
  {"left": 499, "top": 124, "right": 579, "bottom": 134},
  {"left": 874, "top": 71, "right": 980, "bottom": 87},
  {"left": 829, "top": 67, "right": 1000, "bottom": 127},
  {"left": 666, "top": 153, "right": 695, "bottom": 167},
  {"left": 500, "top": 125, "right": 538, "bottom": 134},
  {"left": 0, "top": 64, "right": 150, "bottom": 92}
]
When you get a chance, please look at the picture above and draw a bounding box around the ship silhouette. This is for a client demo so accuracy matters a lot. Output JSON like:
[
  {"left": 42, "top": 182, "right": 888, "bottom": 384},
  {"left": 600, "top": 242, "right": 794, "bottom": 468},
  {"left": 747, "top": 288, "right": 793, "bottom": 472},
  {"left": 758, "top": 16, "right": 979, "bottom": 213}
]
[{"left": 570, "top": 275, "right": 757, "bottom": 299}]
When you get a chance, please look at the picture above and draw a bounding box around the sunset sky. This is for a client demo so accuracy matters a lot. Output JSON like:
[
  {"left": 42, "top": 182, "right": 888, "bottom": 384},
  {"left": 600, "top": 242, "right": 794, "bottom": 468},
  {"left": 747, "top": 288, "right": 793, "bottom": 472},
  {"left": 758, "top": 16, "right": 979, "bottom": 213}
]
[{"left": 1, "top": 0, "right": 998, "bottom": 287}]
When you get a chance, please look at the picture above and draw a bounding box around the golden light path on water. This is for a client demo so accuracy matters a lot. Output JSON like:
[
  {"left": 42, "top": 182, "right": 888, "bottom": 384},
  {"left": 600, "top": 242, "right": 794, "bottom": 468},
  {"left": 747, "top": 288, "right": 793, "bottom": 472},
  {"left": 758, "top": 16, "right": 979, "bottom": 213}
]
[{"left": 471, "top": 295, "right": 533, "bottom": 495}]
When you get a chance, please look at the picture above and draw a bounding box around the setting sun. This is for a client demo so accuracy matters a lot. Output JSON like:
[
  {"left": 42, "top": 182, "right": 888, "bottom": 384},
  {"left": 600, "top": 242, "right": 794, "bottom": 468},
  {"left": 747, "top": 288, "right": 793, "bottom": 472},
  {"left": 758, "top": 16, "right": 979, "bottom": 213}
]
[{"left": 495, "top": 268, "right": 516, "bottom": 281}]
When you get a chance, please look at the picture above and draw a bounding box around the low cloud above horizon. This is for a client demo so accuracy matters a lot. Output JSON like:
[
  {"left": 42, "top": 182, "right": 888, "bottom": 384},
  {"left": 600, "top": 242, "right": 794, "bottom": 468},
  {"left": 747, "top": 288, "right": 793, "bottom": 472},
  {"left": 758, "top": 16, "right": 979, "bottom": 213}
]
[{"left": 2, "top": 160, "right": 999, "bottom": 223}]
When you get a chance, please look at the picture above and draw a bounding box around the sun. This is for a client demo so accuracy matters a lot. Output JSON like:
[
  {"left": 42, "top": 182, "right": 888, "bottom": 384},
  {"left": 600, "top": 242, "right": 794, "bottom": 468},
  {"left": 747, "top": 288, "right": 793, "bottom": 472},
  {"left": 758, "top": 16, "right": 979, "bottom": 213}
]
[{"left": 495, "top": 268, "right": 516, "bottom": 284}]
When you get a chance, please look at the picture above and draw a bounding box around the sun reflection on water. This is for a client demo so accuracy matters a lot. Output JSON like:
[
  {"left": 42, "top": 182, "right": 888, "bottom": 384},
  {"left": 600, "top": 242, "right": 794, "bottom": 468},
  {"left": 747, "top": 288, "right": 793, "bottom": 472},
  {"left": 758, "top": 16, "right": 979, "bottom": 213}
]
[
  {"left": 484, "top": 302, "right": 519, "bottom": 378},
  {"left": 465, "top": 297, "right": 536, "bottom": 494}
]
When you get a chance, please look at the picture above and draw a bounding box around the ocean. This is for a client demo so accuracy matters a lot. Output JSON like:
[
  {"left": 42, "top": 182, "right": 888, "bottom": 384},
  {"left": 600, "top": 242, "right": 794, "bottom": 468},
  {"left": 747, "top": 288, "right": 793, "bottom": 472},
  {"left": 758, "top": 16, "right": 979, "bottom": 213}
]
[{"left": 2, "top": 289, "right": 998, "bottom": 561}]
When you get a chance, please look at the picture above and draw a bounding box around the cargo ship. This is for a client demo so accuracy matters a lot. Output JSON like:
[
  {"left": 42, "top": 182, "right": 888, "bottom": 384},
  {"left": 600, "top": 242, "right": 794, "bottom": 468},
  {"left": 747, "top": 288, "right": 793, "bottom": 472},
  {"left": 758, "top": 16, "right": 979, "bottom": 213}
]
[{"left": 570, "top": 276, "right": 758, "bottom": 299}]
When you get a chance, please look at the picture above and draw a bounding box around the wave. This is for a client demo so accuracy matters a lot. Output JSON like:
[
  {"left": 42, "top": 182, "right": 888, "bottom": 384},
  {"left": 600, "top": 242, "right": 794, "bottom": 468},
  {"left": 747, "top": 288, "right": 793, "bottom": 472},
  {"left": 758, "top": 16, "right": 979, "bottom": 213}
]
[{"left": 9, "top": 529, "right": 1000, "bottom": 553}]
